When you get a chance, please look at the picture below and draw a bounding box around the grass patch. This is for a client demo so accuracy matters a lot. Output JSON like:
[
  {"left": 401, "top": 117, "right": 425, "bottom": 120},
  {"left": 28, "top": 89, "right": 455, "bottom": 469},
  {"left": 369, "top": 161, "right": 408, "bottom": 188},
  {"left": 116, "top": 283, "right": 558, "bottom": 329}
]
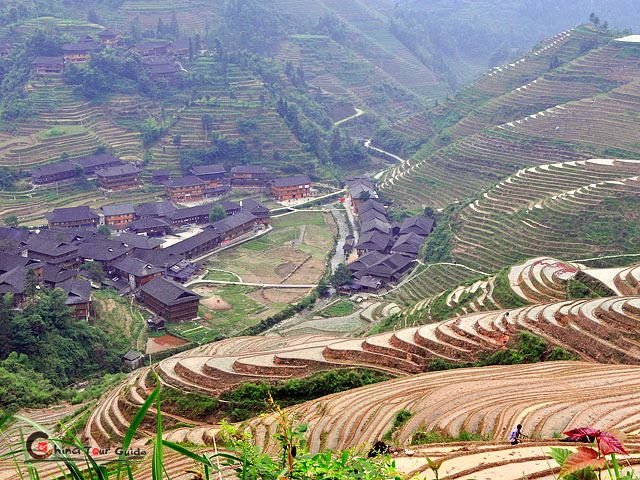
[
  {"left": 37, "top": 125, "right": 86, "bottom": 140},
  {"left": 492, "top": 267, "right": 530, "bottom": 308},
  {"left": 220, "top": 368, "right": 391, "bottom": 421},
  {"left": 411, "top": 429, "right": 492, "bottom": 445},
  {"left": 319, "top": 300, "right": 357, "bottom": 318},
  {"left": 161, "top": 386, "right": 219, "bottom": 420},
  {"left": 383, "top": 409, "right": 414, "bottom": 442},
  {"left": 203, "top": 270, "right": 240, "bottom": 282}
]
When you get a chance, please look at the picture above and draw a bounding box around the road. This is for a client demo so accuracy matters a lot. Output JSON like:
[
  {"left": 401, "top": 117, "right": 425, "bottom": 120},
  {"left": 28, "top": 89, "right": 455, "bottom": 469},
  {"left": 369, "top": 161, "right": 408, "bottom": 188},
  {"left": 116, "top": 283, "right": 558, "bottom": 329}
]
[
  {"left": 334, "top": 107, "right": 365, "bottom": 127},
  {"left": 187, "top": 279, "right": 316, "bottom": 289},
  {"left": 329, "top": 207, "right": 351, "bottom": 273}
]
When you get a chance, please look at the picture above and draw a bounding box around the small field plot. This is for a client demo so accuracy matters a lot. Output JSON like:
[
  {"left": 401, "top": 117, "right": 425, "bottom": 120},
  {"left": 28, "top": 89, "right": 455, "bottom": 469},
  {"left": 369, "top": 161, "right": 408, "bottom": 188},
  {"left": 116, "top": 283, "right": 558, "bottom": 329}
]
[
  {"left": 92, "top": 289, "right": 150, "bottom": 351},
  {"left": 204, "top": 211, "right": 336, "bottom": 285},
  {"left": 168, "top": 285, "right": 306, "bottom": 343}
]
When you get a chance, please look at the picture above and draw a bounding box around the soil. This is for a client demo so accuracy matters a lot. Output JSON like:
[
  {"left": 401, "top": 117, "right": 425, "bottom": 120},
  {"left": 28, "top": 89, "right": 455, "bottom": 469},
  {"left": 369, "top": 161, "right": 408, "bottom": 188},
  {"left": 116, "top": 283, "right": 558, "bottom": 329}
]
[
  {"left": 201, "top": 295, "right": 232, "bottom": 311},
  {"left": 146, "top": 334, "right": 189, "bottom": 354}
]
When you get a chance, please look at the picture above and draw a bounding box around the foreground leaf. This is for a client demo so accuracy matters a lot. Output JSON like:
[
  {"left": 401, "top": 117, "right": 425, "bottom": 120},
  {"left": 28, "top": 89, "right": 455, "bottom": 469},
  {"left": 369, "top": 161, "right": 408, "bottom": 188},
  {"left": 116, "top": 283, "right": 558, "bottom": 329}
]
[
  {"left": 598, "top": 431, "right": 628, "bottom": 456},
  {"left": 560, "top": 447, "right": 606, "bottom": 477}
]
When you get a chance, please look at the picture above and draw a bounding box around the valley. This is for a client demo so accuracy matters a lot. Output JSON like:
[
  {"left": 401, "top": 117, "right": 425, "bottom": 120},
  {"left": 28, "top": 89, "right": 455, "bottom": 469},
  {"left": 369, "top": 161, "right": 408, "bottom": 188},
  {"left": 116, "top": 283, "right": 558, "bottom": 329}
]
[{"left": 2, "top": 1, "right": 640, "bottom": 480}]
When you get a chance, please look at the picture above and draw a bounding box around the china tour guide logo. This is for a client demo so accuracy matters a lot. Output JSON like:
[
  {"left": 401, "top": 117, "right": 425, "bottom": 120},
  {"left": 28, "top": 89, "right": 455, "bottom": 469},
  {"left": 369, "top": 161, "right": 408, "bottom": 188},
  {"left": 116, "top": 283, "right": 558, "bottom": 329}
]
[{"left": 26, "top": 431, "right": 146, "bottom": 462}]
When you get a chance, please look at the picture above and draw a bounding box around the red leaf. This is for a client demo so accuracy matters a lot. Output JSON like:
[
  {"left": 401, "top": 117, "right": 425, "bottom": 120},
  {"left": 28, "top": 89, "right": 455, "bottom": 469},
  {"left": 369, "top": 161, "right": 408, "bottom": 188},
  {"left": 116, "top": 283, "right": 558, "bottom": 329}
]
[
  {"left": 560, "top": 447, "right": 606, "bottom": 476},
  {"left": 598, "top": 431, "right": 628, "bottom": 456},
  {"left": 563, "top": 427, "right": 601, "bottom": 441}
]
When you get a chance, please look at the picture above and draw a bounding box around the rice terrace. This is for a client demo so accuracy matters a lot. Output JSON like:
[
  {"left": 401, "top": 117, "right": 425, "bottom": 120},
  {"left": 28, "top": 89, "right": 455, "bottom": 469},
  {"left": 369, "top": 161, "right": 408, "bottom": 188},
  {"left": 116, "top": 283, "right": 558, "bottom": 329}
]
[{"left": 3, "top": 1, "right": 640, "bottom": 480}]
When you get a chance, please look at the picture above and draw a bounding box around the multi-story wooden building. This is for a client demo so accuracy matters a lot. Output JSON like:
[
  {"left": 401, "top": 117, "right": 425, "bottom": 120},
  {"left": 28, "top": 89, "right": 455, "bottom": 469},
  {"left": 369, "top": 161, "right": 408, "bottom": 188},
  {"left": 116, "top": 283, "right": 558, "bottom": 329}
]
[
  {"left": 165, "top": 176, "right": 207, "bottom": 203},
  {"left": 142, "top": 56, "right": 180, "bottom": 84},
  {"left": 62, "top": 38, "right": 99, "bottom": 64},
  {"left": 33, "top": 56, "right": 64, "bottom": 75},
  {"left": 269, "top": 175, "right": 312, "bottom": 201},
  {"left": 98, "top": 29, "right": 121, "bottom": 46},
  {"left": 133, "top": 40, "right": 172, "bottom": 57},
  {"left": 60, "top": 278, "right": 92, "bottom": 320},
  {"left": 211, "top": 212, "right": 258, "bottom": 242},
  {"left": 102, "top": 204, "right": 136, "bottom": 230},
  {"left": 30, "top": 161, "right": 78, "bottom": 185},
  {"left": 47, "top": 206, "right": 99, "bottom": 229},
  {"left": 165, "top": 228, "right": 221, "bottom": 259},
  {"left": 96, "top": 164, "right": 141, "bottom": 191},
  {"left": 140, "top": 277, "right": 201, "bottom": 323},
  {"left": 190, "top": 164, "right": 226, "bottom": 186},
  {"left": 113, "top": 256, "right": 163, "bottom": 290},
  {"left": 241, "top": 198, "right": 270, "bottom": 225},
  {"left": 126, "top": 218, "right": 173, "bottom": 237},
  {"left": 166, "top": 204, "right": 212, "bottom": 226},
  {"left": 230, "top": 166, "right": 269, "bottom": 186}
]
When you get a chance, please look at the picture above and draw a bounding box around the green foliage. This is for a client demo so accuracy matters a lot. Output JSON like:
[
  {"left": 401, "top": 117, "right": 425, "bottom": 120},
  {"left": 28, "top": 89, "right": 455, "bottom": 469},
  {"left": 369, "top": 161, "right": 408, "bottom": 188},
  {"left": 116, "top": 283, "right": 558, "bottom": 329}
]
[
  {"left": 411, "top": 429, "right": 491, "bottom": 445},
  {"left": 567, "top": 277, "right": 612, "bottom": 299},
  {"left": 140, "top": 117, "right": 168, "bottom": 147},
  {"left": 209, "top": 204, "right": 227, "bottom": 223},
  {"left": 220, "top": 369, "right": 390, "bottom": 421},
  {"left": 179, "top": 138, "right": 250, "bottom": 173},
  {"left": 330, "top": 263, "right": 352, "bottom": 288},
  {"left": 423, "top": 219, "right": 453, "bottom": 263},
  {"left": 382, "top": 409, "right": 413, "bottom": 441},
  {"left": 63, "top": 50, "right": 156, "bottom": 100},
  {"left": 492, "top": 267, "right": 530, "bottom": 308},
  {"left": 0, "top": 289, "right": 130, "bottom": 413},
  {"left": 80, "top": 261, "right": 105, "bottom": 282},
  {"left": 3, "top": 214, "right": 18, "bottom": 227},
  {"left": 162, "top": 387, "right": 219, "bottom": 419},
  {"left": 319, "top": 300, "right": 356, "bottom": 318},
  {"left": 428, "top": 332, "right": 574, "bottom": 372}
]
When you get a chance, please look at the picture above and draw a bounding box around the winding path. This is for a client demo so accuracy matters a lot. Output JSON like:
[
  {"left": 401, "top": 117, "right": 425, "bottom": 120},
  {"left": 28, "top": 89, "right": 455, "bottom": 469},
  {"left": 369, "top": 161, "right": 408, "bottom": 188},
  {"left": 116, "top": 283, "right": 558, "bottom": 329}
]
[{"left": 333, "top": 107, "right": 364, "bottom": 126}]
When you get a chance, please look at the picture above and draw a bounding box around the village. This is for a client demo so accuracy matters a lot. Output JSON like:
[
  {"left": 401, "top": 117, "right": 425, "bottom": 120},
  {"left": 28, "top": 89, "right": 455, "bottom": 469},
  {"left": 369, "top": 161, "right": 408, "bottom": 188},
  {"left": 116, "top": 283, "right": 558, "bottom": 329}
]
[{"left": 0, "top": 150, "right": 436, "bottom": 368}]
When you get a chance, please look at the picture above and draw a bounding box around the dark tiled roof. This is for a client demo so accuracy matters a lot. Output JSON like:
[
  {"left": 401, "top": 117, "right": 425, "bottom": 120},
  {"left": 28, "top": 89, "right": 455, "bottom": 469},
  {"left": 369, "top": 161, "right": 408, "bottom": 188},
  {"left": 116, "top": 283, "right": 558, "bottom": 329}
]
[
  {"left": 127, "top": 217, "right": 172, "bottom": 231},
  {"left": 78, "top": 240, "right": 129, "bottom": 261},
  {"left": 241, "top": 198, "right": 270, "bottom": 215},
  {"left": 167, "top": 204, "right": 212, "bottom": 221},
  {"left": 219, "top": 200, "right": 240, "bottom": 213},
  {"left": 33, "top": 56, "right": 64, "bottom": 66},
  {"left": 76, "top": 153, "right": 122, "bottom": 172},
  {"left": 43, "top": 264, "right": 77, "bottom": 285},
  {"left": 48, "top": 206, "right": 99, "bottom": 224},
  {"left": 211, "top": 212, "right": 257, "bottom": 235},
  {"left": 113, "top": 256, "right": 163, "bottom": 277},
  {"left": 95, "top": 164, "right": 140, "bottom": 178},
  {"left": 0, "top": 227, "right": 30, "bottom": 244},
  {"left": 270, "top": 175, "right": 311, "bottom": 188},
  {"left": 355, "top": 231, "right": 393, "bottom": 252},
  {"left": 361, "top": 219, "right": 391, "bottom": 235},
  {"left": 0, "top": 252, "right": 40, "bottom": 274},
  {"left": 98, "top": 29, "right": 118, "bottom": 38},
  {"left": 102, "top": 204, "right": 136, "bottom": 216},
  {"left": 60, "top": 278, "right": 91, "bottom": 305},
  {"left": 190, "top": 164, "right": 225, "bottom": 176},
  {"left": 27, "top": 237, "right": 78, "bottom": 257},
  {"left": 145, "top": 63, "right": 179, "bottom": 75},
  {"left": 166, "top": 176, "right": 206, "bottom": 188},
  {"left": 0, "top": 266, "right": 28, "bottom": 294},
  {"left": 231, "top": 165, "right": 267, "bottom": 174},
  {"left": 400, "top": 216, "right": 435, "bottom": 236},
  {"left": 135, "top": 201, "right": 177, "bottom": 218},
  {"left": 135, "top": 40, "right": 171, "bottom": 49},
  {"left": 141, "top": 277, "right": 200, "bottom": 306},
  {"left": 133, "top": 248, "right": 184, "bottom": 268},
  {"left": 165, "top": 229, "right": 220, "bottom": 256},
  {"left": 123, "top": 349, "right": 142, "bottom": 361},
  {"left": 359, "top": 209, "right": 388, "bottom": 224},
  {"left": 116, "top": 233, "right": 163, "bottom": 250},
  {"left": 30, "top": 161, "right": 76, "bottom": 179},
  {"left": 359, "top": 199, "right": 386, "bottom": 214},
  {"left": 62, "top": 40, "right": 98, "bottom": 53}
]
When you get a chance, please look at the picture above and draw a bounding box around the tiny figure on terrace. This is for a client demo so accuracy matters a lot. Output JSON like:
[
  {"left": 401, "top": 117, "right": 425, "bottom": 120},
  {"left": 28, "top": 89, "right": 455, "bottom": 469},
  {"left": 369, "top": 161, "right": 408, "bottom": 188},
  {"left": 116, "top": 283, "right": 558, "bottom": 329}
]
[{"left": 509, "top": 424, "right": 527, "bottom": 445}]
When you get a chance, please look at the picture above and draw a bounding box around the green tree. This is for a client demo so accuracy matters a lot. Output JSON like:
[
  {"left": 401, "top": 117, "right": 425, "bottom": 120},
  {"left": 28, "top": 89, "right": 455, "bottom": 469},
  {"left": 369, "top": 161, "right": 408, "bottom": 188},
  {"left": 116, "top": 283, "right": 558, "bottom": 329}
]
[
  {"left": 97, "top": 225, "right": 111, "bottom": 237},
  {"left": 24, "top": 269, "right": 38, "bottom": 297},
  {"left": 3, "top": 215, "right": 18, "bottom": 228},
  {"left": 209, "top": 204, "right": 227, "bottom": 223},
  {"left": 330, "top": 263, "right": 352, "bottom": 288},
  {"left": 80, "top": 262, "right": 105, "bottom": 283}
]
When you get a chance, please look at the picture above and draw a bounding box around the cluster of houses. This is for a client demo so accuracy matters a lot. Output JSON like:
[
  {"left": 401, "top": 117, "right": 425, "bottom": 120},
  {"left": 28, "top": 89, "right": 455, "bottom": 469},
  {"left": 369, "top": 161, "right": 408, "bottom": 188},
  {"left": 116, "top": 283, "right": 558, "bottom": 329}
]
[
  {"left": 28, "top": 153, "right": 314, "bottom": 204},
  {"left": 162, "top": 166, "right": 312, "bottom": 203},
  {"left": 343, "top": 177, "right": 435, "bottom": 292},
  {"left": 29, "top": 153, "right": 141, "bottom": 191},
  {"left": 31, "top": 30, "right": 191, "bottom": 83},
  {"left": 0, "top": 195, "right": 271, "bottom": 327}
]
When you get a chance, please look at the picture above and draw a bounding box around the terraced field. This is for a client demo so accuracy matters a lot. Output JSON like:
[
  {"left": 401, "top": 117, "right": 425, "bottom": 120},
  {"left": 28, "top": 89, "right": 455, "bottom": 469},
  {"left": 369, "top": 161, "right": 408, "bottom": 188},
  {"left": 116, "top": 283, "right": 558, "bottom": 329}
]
[
  {"left": 242, "top": 362, "right": 640, "bottom": 453},
  {"left": 381, "top": 35, "right": 640, "bottom": 210},
  {"left": 84, "top": 289, "right": 640, "bottom": 445}
]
